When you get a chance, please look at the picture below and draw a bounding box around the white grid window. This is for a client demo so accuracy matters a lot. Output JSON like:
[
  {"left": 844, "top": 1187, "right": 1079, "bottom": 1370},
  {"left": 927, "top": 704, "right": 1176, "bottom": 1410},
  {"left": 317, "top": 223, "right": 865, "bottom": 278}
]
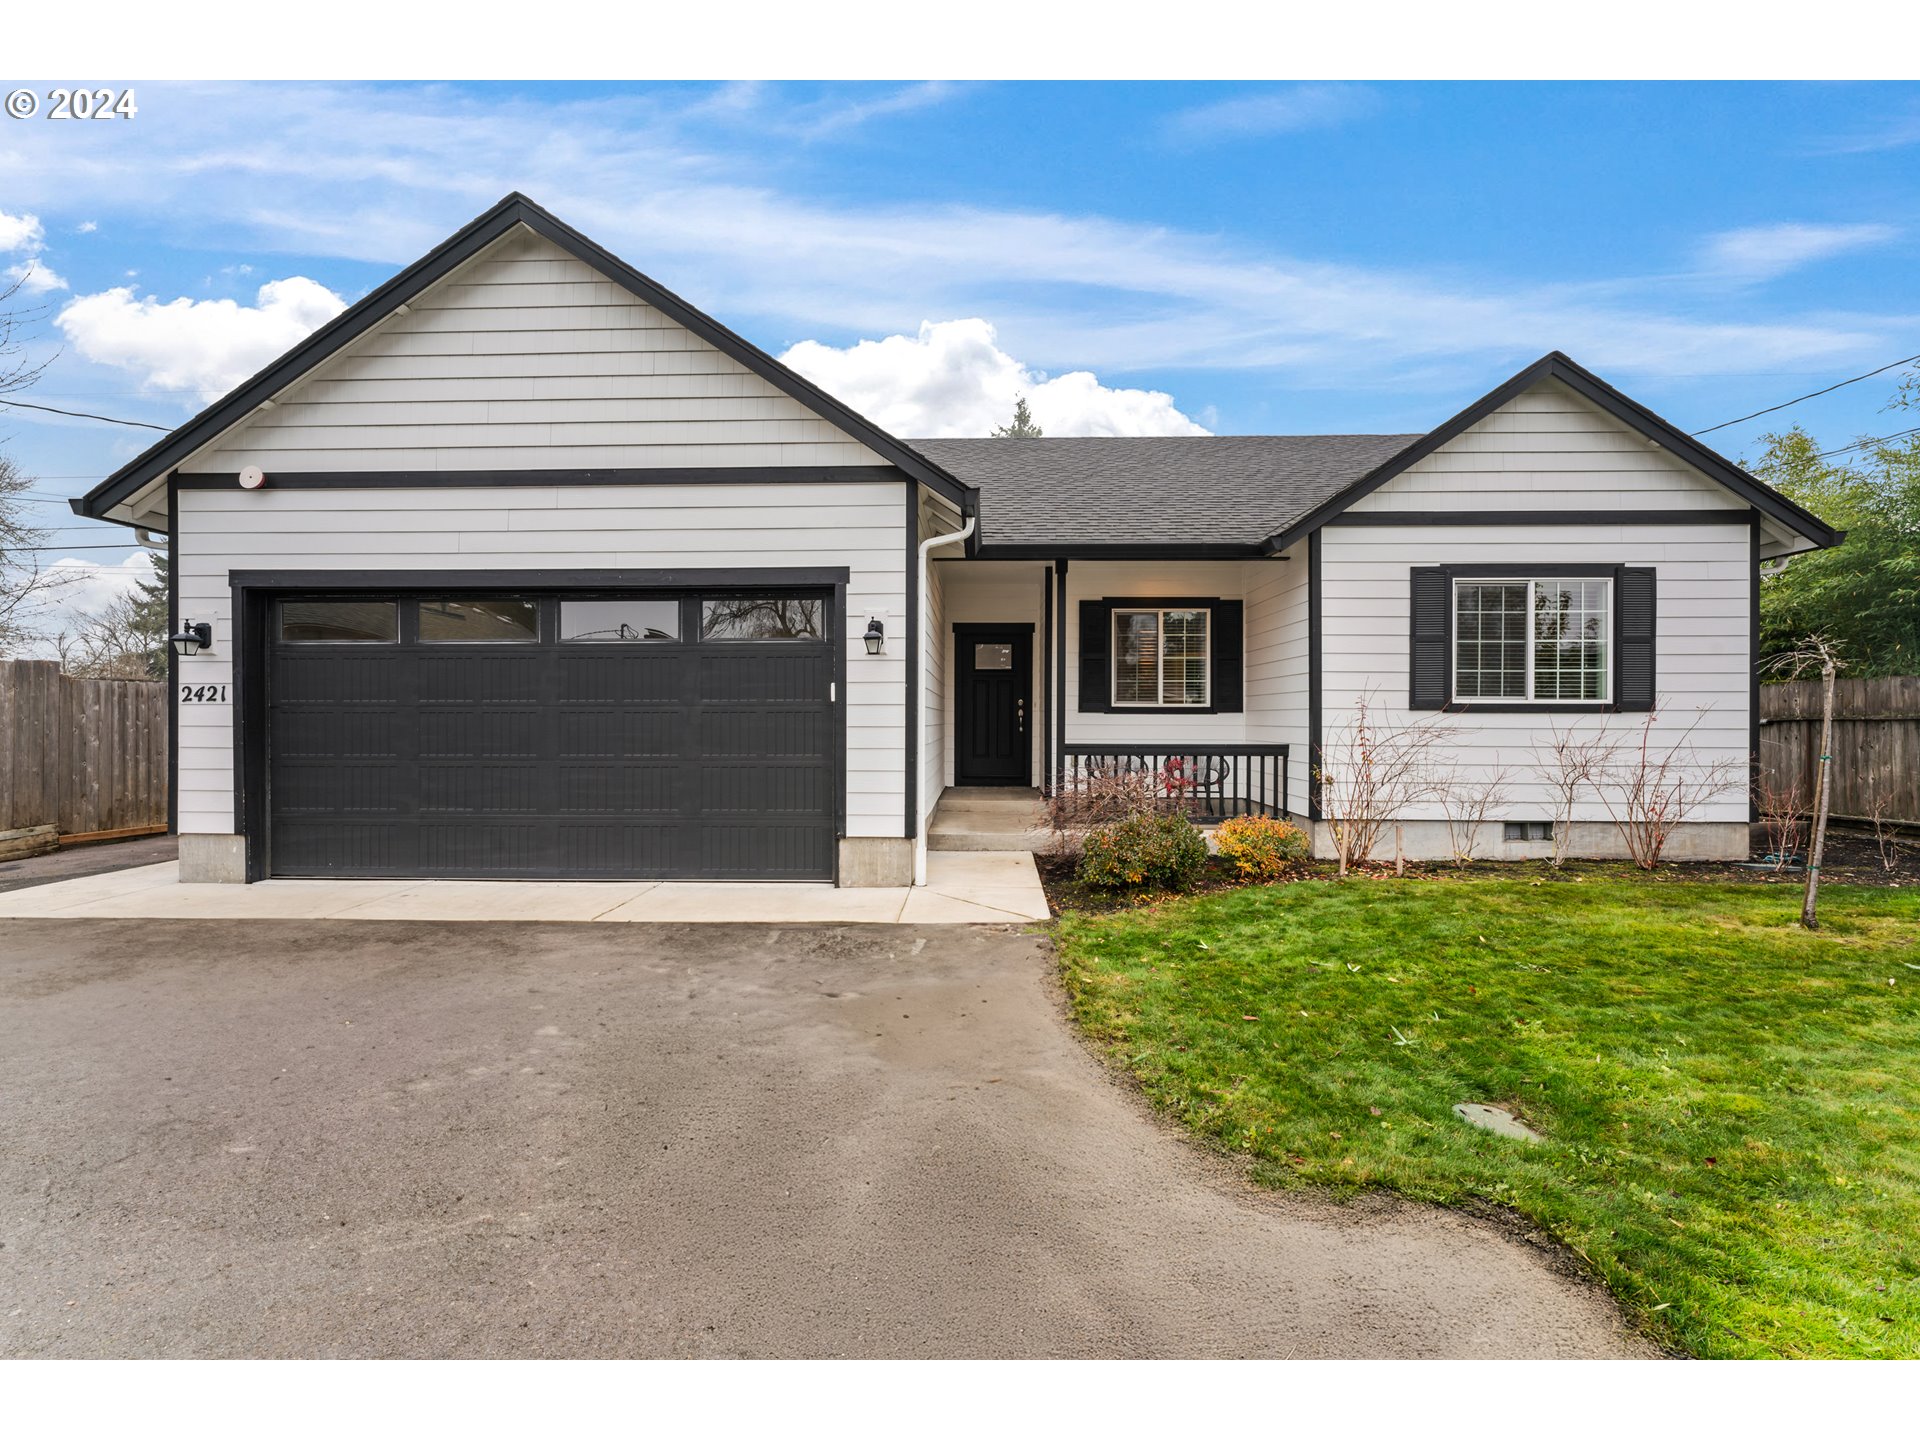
[
  {"left": 1454, "top": 578, "right": 1609, "bottom": 703},
  {"left": 1113, "top": 608, "right": 1210, "bottom": 707}
]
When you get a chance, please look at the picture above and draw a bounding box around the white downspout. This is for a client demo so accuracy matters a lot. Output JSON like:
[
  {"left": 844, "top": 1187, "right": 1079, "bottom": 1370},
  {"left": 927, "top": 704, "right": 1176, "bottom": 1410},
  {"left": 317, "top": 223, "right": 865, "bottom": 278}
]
[{"left": 914, "top": 513, "right": 977, "bottom": 886}]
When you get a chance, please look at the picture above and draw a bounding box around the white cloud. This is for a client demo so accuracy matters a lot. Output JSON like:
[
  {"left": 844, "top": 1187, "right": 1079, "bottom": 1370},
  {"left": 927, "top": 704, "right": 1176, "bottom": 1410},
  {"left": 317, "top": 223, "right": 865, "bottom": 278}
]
[
  {"left": 76, "top": 220, "right": 98, "bottom": 234},
  {"left": 781, "top": 319, "right": 1210, "bottom": 437},
  {"left": 0, "top": 208, "right": 66, "bottom": 293},
  {"left": 1700, "top": 222, "right": 1899, "bottom": 283},
  {"left": 55, "top": 276, "right": 347, "bottom": 400},
  {"left": 40, "top": 550, "right": 157, "bottom": 638},
  {"left": 1164, "top": 84, "right": 1379, "bottom": 144}
]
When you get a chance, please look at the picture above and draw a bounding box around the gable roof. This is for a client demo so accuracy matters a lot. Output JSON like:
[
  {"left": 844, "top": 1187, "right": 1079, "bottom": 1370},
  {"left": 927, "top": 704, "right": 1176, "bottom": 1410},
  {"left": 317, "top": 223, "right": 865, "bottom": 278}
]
[
  {"left": 72, "top": 192, "right": 970, "bottom": 523},
  {"left": 1256, "top": 351, "right": 1844, "bottom": 555},
  {"left": 914, "top": 434, "right": 1417, "bottom": 555}
]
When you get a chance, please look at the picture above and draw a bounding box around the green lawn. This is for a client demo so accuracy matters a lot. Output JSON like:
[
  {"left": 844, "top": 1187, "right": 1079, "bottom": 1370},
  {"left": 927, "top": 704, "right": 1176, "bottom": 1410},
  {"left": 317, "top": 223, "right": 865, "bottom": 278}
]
[{"left": 1055, "top": 876, "right": 1920, "bottom": 1358}]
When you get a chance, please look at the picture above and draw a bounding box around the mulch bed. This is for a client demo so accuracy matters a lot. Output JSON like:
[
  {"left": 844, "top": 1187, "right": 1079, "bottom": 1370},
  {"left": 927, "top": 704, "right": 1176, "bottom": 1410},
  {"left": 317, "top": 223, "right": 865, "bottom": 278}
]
[{"left": 1036, "top": 825, "right": 1920, "bottom": 916}]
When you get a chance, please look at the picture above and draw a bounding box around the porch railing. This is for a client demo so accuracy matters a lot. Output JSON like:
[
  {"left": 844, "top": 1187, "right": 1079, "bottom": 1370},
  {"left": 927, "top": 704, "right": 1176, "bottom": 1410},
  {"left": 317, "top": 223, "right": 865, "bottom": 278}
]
[{"left": 1058, "top": 743, "right": 1290, "bottom": 823}]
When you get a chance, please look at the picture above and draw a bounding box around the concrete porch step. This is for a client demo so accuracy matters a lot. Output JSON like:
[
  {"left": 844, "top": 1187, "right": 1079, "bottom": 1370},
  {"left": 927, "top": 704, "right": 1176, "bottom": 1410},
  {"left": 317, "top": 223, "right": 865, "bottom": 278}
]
[{"left": 928, "top": 787, "right": 1053, "bottom": 853}]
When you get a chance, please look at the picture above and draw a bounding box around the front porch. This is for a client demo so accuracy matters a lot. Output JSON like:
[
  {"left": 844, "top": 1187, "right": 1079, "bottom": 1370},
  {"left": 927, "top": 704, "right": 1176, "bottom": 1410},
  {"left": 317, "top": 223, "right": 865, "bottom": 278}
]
[{"left": 924, "top": 556, "right": 1308, "bottom": 847}]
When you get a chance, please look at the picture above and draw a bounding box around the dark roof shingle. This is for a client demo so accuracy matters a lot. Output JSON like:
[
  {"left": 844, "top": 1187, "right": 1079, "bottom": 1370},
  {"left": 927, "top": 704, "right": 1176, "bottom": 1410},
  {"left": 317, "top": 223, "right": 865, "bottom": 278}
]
[{"left": 910, "top": 434, "right": 1420, "bottom": 550}]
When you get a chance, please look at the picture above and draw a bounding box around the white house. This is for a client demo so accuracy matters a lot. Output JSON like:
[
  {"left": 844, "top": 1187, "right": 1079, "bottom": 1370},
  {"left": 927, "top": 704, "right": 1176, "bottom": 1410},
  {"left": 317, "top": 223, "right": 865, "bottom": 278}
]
[{"left": 73, "top": 195, "right": 1841, "bottom": 885}]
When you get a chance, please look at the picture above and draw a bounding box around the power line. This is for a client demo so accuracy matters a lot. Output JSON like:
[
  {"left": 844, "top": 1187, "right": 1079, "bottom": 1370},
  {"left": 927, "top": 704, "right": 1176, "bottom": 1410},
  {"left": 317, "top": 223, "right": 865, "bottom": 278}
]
[
  {"left": 1816, "top": 425, "right": 1920, "bottom": 460},
  {"left": 0, "top": 398, "right": 169, "bottom": 431},
  {"left": 1693, "top": 350, "right": 1920, "bottom": 436}
]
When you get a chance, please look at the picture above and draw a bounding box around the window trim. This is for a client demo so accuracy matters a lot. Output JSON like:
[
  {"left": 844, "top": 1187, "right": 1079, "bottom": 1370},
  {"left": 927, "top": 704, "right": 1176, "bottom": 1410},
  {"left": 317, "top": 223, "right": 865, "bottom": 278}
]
[
  {"left": 1111, "top": 605, "right": 1212, "bottom": 709},
  {"left": 1432, "top": 563, "right": 1627, "bottom": 713},
  {"left": 1452, "top": 575, "right": 1612, "bottom": 706}
]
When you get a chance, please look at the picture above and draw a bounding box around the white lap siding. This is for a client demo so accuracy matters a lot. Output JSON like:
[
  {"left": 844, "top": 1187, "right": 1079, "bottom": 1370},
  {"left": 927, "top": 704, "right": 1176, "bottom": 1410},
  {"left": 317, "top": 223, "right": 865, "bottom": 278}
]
[
  {"left": 1346, "top": 378, "right": 1747, "bottom": 516},
  {"left": 180, "top": 227, "right": 887, "bottom": 474},
  {"left": 1244, "top": 543, "right": 1311, "bottom": 816},
  {"left": 1318, "top": 520, "right": 1752, "bottom": 825},
  {"left": 172, "top": 480, "right": 910, "bottom": 839}
]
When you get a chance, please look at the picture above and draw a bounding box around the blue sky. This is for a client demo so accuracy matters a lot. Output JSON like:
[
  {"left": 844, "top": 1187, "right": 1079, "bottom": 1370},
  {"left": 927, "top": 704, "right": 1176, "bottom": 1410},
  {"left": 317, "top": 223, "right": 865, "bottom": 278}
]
[{"left": 3, "top": 80, "right": 1918, "bottom": 612}]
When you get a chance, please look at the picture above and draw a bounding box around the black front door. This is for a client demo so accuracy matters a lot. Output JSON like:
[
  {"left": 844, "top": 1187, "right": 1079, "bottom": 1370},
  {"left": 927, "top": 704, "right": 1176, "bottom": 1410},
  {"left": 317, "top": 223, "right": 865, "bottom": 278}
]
[{"left": 955, "top": 626, "right": 1032, "bottom": 786}]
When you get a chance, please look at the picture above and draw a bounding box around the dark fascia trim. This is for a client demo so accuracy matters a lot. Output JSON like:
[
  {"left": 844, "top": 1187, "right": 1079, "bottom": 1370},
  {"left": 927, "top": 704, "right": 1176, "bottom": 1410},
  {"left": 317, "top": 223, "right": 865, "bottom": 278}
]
[
  {"left": 1326, "top": 508, "right": 1753, "bottom": 528},
  {"left": 953, "top": 622, "right": 1038, "bottom": 634},
  {"left": 1260, "top": 352, "right": 1843, "bottom": 555},
  {"left": 974, "top": 542, "right": 1270, "bottom": 561},
  {"left": 75, "top": 192, "right": 973, "bottom": 520},
  {"left": 1306, "top": 529, "right": 1322, "bottom": 821},
  {"left": 175, "top": 465, "right": 908, "bottom": 492},
  {"left": 226, "top": 566, "right": 850, "bottom": 591}
]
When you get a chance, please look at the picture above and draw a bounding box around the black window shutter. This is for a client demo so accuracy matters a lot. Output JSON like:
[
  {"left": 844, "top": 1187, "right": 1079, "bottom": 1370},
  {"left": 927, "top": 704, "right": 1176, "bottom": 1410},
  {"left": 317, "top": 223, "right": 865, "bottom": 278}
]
[
  {"left": 1616, "top": 567, "right": 1656, "bottom": 711},
  {"left": 1078, "top": 600, "right": 1112, "bottom": 712},
  {"left": 1408, "top": 567, "right": 1450, "bottom": 709},
  {"left": 1211, "top": 601, "right": 1244, "bottom": 712}
]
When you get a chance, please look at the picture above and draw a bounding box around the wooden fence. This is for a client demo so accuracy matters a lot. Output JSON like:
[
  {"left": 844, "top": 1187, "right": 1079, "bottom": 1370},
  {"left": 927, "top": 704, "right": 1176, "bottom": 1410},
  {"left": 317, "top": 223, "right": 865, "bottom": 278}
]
[
  {"left": 1, "top": 659, "right": 169, "bottom": 840},
  {"left": 1759, "top": 675, "right": 1920, "bottom": 825}
]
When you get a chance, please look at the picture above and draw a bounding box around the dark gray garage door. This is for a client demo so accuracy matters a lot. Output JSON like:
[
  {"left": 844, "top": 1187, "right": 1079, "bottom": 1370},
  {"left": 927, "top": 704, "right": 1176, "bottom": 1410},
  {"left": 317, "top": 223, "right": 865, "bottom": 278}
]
[{"left": 266, "top": 591, "right": 836, "bottom": 880}]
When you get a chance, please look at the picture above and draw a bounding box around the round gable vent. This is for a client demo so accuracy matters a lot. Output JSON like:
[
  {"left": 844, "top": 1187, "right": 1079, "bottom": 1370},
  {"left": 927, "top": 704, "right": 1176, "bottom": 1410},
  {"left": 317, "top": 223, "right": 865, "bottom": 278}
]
[{"left": 238, "top": 465, "right": 266, "bottom": 490}]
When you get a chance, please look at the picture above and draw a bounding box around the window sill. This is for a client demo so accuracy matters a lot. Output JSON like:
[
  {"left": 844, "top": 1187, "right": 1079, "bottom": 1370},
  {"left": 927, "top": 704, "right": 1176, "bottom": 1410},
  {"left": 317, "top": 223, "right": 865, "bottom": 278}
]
[
  {"left": 1088, "top": 703, "right": 1226, "bottom": 716},
  {"left": 1443, "top": 701, "right": 1620, "bottom": 714}
]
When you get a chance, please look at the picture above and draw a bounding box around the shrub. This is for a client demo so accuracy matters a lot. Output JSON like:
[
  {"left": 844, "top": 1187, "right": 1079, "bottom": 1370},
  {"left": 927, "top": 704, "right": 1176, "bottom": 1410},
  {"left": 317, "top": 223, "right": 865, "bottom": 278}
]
[
  {"left": 1213, "top": 814, "right": 1310, "bottom": 881},
  {"left": 1077, "top": 813, "right": 1209, "bottom": 893},
  {"left": 1046, "top": 767, "right": 1177, "bottom": 832}
]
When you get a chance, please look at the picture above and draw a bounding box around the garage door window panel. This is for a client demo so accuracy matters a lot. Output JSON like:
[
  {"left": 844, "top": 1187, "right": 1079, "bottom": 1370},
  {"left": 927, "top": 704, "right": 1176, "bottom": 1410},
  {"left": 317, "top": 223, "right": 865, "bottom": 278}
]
[
  {"left": 701, "top": 596, "right": 825, "bottom": 641},
  {"left": 418, "top": 598, "right": 540, "bottom": 643},
  {"left": 560, "top": 598, "right": 682, "bottom": 643},
  {"left": 280, "top": 600, "right": 398, "bottom": 644}
]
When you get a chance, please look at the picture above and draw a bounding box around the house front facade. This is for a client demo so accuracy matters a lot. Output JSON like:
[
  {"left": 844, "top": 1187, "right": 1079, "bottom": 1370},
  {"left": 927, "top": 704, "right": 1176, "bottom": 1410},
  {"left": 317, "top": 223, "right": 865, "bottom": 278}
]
[{"left": 74, "top": 195, "right": 1841, "bottom": 886}]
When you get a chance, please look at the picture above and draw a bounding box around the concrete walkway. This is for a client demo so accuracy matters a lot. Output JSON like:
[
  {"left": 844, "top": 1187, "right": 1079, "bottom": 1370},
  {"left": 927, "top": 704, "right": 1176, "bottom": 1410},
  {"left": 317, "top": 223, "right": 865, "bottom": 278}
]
[{"left": 0, "top": 849, "right": 1051, "bottom": 925}]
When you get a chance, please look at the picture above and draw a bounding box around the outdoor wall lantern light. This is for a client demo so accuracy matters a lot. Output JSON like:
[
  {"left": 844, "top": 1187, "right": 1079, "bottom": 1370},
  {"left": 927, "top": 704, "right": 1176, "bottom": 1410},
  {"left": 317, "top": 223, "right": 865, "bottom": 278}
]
[
  {"left": 863, "top": 617, "right": 886, "bottom": 656},
  {"left": 170, "top": 620, "right": 214, "bottom": 657}
]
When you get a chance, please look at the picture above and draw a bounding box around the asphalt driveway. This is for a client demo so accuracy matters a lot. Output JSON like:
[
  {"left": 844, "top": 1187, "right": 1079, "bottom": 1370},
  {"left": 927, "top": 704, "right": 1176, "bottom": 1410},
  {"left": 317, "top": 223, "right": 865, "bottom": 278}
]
[{"left": 0, "top": 918, "right": 1648, "bottom": 1358}]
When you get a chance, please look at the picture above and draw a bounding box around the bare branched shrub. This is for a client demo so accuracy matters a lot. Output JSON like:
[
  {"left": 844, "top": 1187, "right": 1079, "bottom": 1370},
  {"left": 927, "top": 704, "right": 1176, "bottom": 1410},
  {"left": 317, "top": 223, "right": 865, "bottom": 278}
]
[
  {"left": 1752, "top": 770, "right": 1807, "bottom": 873},
  {"left": 1533, "top": 718, "right": 1610, "bottom": 868},
  {"left": 1863, "top": 783, "right": 1905, "bottom": 875},
  {"left": 1437, "top": 766, "right": 1511, "bottom": 867},
  {"left": 1314, "top": 695, "right": 1450, "bottom": 875},
  {"left": 1045, "top": 764, "right": 1177, "bottom": 854},
  {"left": 1591, "top": 709, "right": 1744, "bottom": 870}
]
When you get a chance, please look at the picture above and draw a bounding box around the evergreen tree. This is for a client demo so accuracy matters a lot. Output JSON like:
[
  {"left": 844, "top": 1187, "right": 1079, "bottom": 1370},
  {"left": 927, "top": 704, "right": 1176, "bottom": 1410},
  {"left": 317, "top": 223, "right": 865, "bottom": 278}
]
[
  {"left": 992, "top": 395, "right": 1043, "bottom": 438},
  {"left": 131, "top": 548, "right": 170, "bottom": 678}
]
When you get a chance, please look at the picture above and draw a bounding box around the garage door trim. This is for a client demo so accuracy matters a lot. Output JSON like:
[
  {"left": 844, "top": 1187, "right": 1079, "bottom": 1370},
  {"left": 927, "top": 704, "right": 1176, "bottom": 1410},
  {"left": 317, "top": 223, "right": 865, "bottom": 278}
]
[{"left": 229, "top": 567, "right": 850, "bottom": 884}]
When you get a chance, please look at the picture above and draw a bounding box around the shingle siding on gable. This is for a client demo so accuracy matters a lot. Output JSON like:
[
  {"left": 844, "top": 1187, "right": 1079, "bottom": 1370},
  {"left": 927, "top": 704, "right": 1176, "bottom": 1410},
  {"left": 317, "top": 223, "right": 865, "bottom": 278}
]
[
  {"left": 1347, "top": 379, "right": 1746, "bottom": 513},
  {"left": 184, "top": 228, "right": 888, "bottom": 475}
]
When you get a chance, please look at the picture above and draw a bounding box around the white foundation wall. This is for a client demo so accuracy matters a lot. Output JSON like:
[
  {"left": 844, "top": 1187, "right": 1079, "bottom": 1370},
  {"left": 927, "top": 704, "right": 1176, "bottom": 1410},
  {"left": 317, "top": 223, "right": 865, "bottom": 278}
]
[
  {"left": 173, "top": 479, "right": 910, "bottom": 839},
  {"left": 1243, "top": 543, "right": 1311, "bottom": 815},
  {"left": 1317, "top": 520, "right": 1753, "bottom": 828}
]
